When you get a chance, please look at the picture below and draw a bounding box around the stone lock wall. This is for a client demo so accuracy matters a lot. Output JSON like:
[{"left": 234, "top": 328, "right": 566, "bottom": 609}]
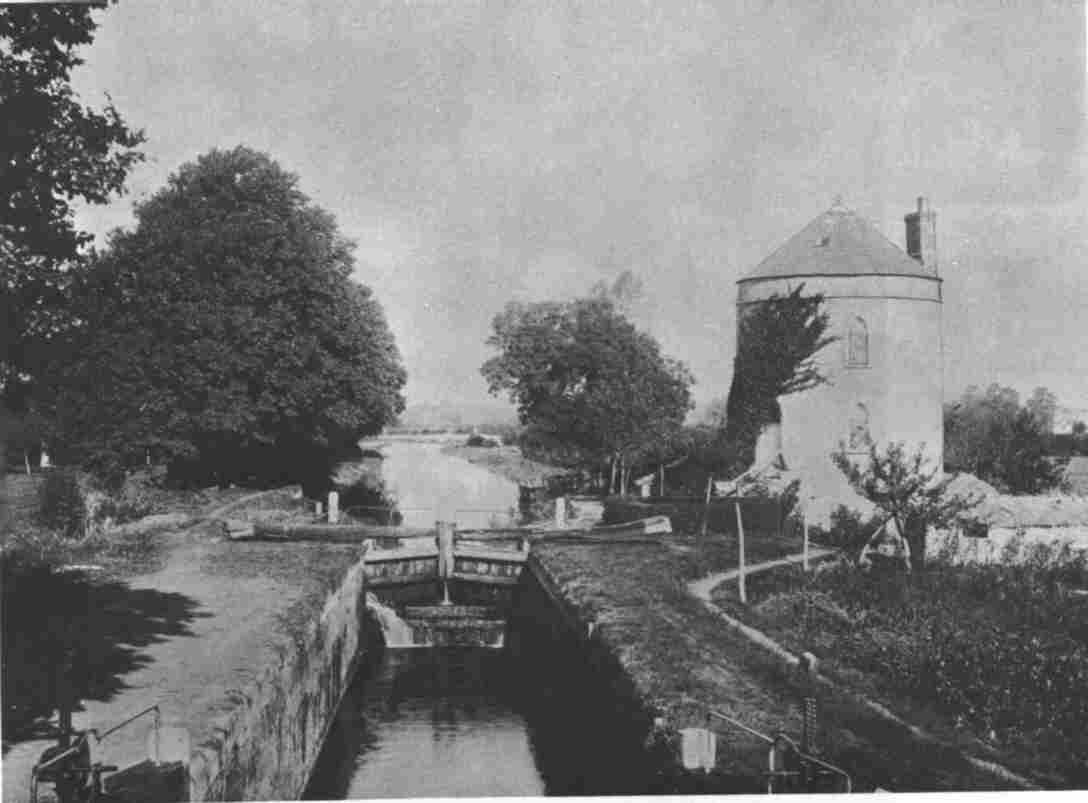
[{"left": 187, "top": 559, "right": 371, "bottom": 801}]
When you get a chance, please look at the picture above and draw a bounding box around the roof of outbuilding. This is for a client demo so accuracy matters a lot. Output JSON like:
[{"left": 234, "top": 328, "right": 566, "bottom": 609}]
[{"left": 740, "top": 202, "right": 938, "bottom": 283}]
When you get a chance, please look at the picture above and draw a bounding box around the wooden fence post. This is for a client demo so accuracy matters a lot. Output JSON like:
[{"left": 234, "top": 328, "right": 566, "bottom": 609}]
[
  {"left": 327, "top": 491, "right": 339, "bottom": 524},
  {"left": 735, "top": 501, "right": 747, "bottom": 604},
  {"left": 700, "top": 475, "right": 714, "bottom": 539},
  {"left": 554, "top": 496, "right": 567, "bottom": 529},
  {"left": 802, "top": 502, "right": 810, "bottom": 572}
]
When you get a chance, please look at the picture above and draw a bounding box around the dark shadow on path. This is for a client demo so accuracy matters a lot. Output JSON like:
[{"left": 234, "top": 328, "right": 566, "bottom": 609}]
[{"left": 1, "top": 555, "right": 209, "bottom": 749}]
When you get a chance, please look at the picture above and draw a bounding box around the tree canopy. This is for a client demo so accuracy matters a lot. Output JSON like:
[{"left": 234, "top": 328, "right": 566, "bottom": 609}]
[
  {"left": 42, "top": 147, "right": 405, "bottom": 490},
  {"left": 482, "top": 295, "right": 693, "bottom": 491},
  {"left": 724, "top": 285, "right": 834, "bottom": 470},
  {"left": 1, "top": 2, "right": 144, "bottom": 407},
  {"left": 944, "top": 384, "right": 1058, "bottom": 494}
]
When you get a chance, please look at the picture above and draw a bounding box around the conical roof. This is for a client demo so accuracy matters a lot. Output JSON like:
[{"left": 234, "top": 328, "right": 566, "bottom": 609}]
[{"left": 740, "top": 202, "right": 936, "bottom": 282}]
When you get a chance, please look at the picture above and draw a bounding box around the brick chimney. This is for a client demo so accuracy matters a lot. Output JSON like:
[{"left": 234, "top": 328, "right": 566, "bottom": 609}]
[{"left": 904, "top": 196, "right": 937, "bottom": 272}]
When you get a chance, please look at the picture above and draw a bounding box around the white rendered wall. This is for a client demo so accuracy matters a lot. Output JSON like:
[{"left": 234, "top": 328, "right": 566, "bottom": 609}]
[{"left": 737, "top": 274, "right": 943, "bottom": 495}]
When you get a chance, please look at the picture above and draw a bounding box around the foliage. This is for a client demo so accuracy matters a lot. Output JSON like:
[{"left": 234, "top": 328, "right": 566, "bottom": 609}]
[
  {"left": 724, "top": 285, "right": 833, "bottom": 470},
  {"left": 944, "top": 384, "right": 1059, "bottom": 493},
  {"left": 482, "top": 295, "right": 693, "bottom": 491},
  {"left": 783, "top": 554, "right": 1088, "bottom": 776},
  {"left": 1, "top": 2, "right": 145, "bottom": 407},
  {"left": 37, "top": 468, "right": 85, "bottom": 539},
  {"left": 809, "top": 504, "right": 883, "bottom": 559},
  {"left": 40, "top": 147, "right": 405, "bottom": 492},
  {"left": 465, "top": 433, "right": 498, "bottom": 448},
  {"left": 833, "top": 442, "right": 976, "bottom": 571}
]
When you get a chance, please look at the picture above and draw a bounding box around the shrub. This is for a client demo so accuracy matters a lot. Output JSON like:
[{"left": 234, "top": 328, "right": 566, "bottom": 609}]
[
  {"left": 465, "top": 434, "right": 498, "bottom": 448},
  {"left": 37, "top": 469, "right": 85, "bottom": 539},
  {"left": 810, "top": 505, "right": 881, "bottom": 558}
]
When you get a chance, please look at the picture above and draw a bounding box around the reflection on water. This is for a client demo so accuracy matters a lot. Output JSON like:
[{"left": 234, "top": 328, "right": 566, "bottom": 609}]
[
  {"left": 303, "top": 648, "right": 545, "bottom": 799},
  {"left": 342, "top": 439, "right": 522, "bottom": 530}
]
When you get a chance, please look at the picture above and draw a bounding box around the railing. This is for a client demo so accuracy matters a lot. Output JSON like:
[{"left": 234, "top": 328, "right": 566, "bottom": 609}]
[
  {"left": 30, "top": 705, "right": 162, "bottom": 803},
  {"left": 705, "top": 709, "right": 852, "bottom": 794}
]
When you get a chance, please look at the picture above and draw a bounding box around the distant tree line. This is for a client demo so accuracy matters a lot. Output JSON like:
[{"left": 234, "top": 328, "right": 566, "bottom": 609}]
[
  {"left": 943, "top": 384, "right": 1060, "bottom": 494},
  {"left": 2, "top": 6, "right": 405, "bottom": 494}
]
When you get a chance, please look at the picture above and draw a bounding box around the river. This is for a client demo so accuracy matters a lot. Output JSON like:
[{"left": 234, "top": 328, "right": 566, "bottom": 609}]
[{"left": 306, "top": 436, "right": 546, "bottom": 799}]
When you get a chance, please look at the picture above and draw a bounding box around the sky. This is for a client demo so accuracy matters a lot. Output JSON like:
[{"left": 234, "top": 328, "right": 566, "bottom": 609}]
[{"left": 69, "top": 0, "right": 1087, "bottom": 414}]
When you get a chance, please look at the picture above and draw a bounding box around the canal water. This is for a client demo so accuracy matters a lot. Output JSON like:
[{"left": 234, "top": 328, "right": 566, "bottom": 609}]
[
  {"left": 308, "top": 438, "right": 546, "bottom": 798},
  {"left": 304, "top": 648, "right": 545, "bottom": 799},
  {"left": 339, "top": 437, "right": 521, "bottom": 530}
]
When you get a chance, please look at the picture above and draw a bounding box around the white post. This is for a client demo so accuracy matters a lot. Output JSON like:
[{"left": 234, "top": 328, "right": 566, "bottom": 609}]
[
  {"left": 554, "top": 496, "right": 567, "bottom": 529},
  {"left": 315, "top": 501, "right": 323, "bottom": 517},
  {"left": 436, "top": 521, "right": 455, "bottom": 605},
  {"left": 327, "top": 491, "right": 339, "bottom": 524},
  {"left": 802, "top": 503, "right": 810, "bottom": 572},
  {"left": 735, "top": 501, "right": 747, "bottom": 604}
]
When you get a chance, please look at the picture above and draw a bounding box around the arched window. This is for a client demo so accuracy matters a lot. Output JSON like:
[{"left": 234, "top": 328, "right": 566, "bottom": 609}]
[
  {"left": 846, "top": 316, "right": 869, "bottom": 367},
  {"left": 848, "top": 403, "right": 871, "bottom": 450}
]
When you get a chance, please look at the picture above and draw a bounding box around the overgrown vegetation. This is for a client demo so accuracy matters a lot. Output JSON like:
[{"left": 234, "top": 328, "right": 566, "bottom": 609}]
[
  {"left": 36, "top": 468, "right": 85, "bottom": 540},
  {"left": 725, "top": 548, "right": 1088, "bottom": 784}
]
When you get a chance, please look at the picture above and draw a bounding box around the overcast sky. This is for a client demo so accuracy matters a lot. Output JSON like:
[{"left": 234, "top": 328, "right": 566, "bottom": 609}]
[{"left": 71, "top": 0, "right": 1086, "bottom": 412}]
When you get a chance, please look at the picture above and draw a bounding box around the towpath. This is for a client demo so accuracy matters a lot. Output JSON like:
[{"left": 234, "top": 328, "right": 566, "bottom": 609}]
[{"left": 2, "top": 490, "right": 361, "bottom": 803}]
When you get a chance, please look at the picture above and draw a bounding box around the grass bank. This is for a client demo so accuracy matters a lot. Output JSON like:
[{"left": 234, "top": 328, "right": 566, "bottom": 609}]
[{"left": 532, "top": 530, "right": 1029, "bottom": 791}]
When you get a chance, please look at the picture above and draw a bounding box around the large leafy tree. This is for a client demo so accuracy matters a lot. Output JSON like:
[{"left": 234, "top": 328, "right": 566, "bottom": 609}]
[
  {"left": 1, "top": 2, "right": 144, "bottom": 408},
  {"left": 482, "top": 296, "right": 693, "bottom": 493},
  {"left": 724, "top": 285, "right": 833, "bottom": 471},
  {"left": 944, "top": 384, "right": 1057, "bottom": 493},
  {"left": 42, "top": 147, "right": 405, "bottom": 490}
]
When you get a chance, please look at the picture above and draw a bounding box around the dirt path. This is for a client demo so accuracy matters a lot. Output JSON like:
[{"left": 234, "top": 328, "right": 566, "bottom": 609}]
[{"left": 687, "top": 548, "right": 836, "bottom": 602}]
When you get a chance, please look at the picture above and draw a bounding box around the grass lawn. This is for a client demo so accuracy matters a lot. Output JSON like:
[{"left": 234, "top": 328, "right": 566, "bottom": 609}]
[
  {"left": 531, "top": 529, "right": 1023, "bottom": 791},
  {"left": 709, "top": 551, "right": 1088, "bottom": 787}
]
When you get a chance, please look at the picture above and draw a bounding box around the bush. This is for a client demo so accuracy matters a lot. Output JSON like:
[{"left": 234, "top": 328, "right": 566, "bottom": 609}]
[
  {"left": 810, "top": 505, "right": 881, "bottom": 558},
  {"left": 465, "top": 434, "right": 498, "bottom": 448},
  {"left": 37, "top": 469, "right": 85, "bottom": 539}
]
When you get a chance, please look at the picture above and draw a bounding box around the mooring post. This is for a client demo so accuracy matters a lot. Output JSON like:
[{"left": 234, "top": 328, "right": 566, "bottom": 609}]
[
  {"left": 735, "top": 501, "right": 747, "bottom": 604},
  {"left": 327, "top": 491, "right": 339, "bottom": 524},
  {"left": 436, "top": 521, "right": 455, "bottom": 605},
  {"left": 554, "top": 496, "right": 567, "bottom": 529}
]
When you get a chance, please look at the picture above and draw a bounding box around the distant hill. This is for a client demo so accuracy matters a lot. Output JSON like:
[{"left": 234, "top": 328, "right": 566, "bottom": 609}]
[{"left": 392, "top": 401, "right": 518, "bottom": 432}]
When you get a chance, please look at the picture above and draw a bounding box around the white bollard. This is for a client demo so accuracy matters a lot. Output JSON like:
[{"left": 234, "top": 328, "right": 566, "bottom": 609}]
[
  {"left": 679, "top": 727, "right": 717, "bottom": 771},
  {"left": 315, "top": 501, "right": 323, "bottom": 517},
  {"left": 554, "top": 496, "right": 567, "bottom": 529},
  {"left": 328, "top": 491, "right": 339, "bottom": 524}
]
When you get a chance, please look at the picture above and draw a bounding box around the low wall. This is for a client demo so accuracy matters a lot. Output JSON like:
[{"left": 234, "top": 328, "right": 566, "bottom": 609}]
[{"left": 187, "top": 558, "right": 371, "bottom": 801}]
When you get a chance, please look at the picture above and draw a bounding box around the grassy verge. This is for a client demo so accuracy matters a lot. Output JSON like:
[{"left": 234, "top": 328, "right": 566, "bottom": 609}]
[
  {"left": 709, "top": 552, "right": 1088, "bottom": 787},
  {"left": 532, "top": 532, "right": 1021, "bottom": 791}
]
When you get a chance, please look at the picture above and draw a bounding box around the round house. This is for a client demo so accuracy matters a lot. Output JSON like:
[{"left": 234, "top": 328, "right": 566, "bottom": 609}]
[{"left": 735, "top": 198, "right": 944, "bottom": 486}]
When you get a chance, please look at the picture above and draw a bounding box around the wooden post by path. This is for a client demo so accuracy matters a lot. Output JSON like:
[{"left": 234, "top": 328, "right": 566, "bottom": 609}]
[
  {"left": 735, "top": 501, "right": 747, "bottom": 604},
  {"left": 802, "top": 503, "right": 810, "bottom": 572},
  {"left": 327, "top": 491, "right": 339, "bottom": 524},
  {"left": 700, "top": 475, "right": 714, "bottom": 539}
]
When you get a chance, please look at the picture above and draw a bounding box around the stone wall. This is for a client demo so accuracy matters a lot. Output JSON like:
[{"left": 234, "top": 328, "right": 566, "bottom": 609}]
[{"left": 187, "top": 559, "right": 371, "bottom": 801}]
